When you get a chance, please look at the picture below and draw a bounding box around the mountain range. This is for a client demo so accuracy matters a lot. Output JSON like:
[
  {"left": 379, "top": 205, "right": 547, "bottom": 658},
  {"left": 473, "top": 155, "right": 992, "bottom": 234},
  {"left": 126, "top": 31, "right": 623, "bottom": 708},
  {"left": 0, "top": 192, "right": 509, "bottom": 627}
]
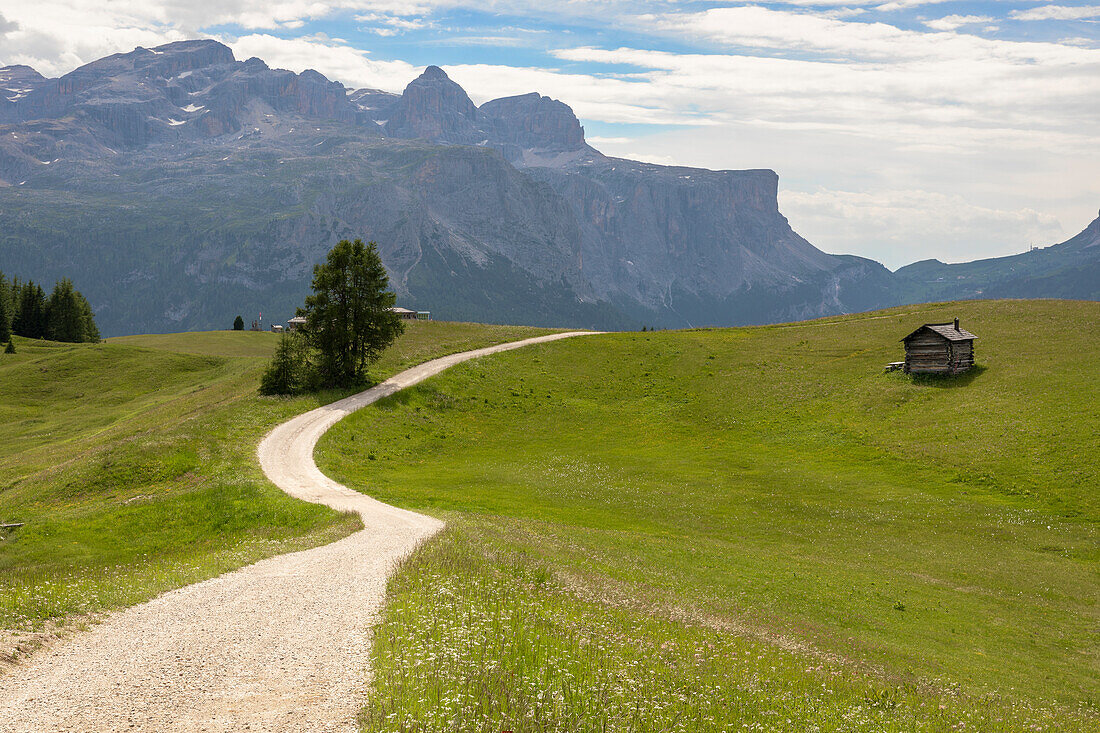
[{"left": 0, "top": 39, "right": 1095, "bottom": 336}]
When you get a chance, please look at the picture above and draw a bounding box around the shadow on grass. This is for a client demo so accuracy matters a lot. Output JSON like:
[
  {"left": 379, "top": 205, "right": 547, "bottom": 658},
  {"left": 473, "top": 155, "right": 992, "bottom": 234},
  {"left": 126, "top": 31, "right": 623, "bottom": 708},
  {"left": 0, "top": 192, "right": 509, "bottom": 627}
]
[{"left": 908, "top": 364, "right": 987, "bottom": 388}]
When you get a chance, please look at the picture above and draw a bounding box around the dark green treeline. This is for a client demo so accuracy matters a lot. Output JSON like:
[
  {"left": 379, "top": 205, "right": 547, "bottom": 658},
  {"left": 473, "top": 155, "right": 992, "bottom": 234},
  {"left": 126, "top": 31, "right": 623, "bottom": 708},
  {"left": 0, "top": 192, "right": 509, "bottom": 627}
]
[{"left": 0, "top": 272, "right": 100, "bottom": 344}]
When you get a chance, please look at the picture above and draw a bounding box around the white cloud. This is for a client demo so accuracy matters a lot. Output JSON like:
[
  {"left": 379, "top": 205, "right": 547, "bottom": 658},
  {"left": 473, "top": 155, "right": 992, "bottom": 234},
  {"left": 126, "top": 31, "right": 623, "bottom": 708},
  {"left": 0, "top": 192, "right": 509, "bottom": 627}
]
[
  {"left": 0, "top": 12, "right": 19, "bottom": 34},
  {"left": 762, "top": 1, "right": 874, "bottom": 5},
  {"left": 355, "top": 11, "right": 429, "bottom": 36},
  {"left": 764, "top": 0, "right": 956, "bottom": 6},
  {"left": 923, "top": 15, "right": 993, "bottom": 32},
  {"left": 821, "top": 8, "right": 868, "bottom": 19},
  {"left": 874, "top": 0, "right": 953, "bottom": 10},
  {"left": 438, "top": 62, "right": 716, "bottom": 125},
  {"left": 229, "top": 33, "right": 417, "bottom": 90},
  {"left": 615, "top": 150, "right": 680, "bottom": 165},
  {"left": 0, "top": 1, "right": 460, "bottom": 75},
  {"left": 549, "top": 42, "right": 1100, "bottom": 143},
  {"left": 763, "top": 0, "right": 945, "bottom": 6},
  {"left": 643, "top": 5, "right": 1099, "bottom": 63},
  {"left": 1010, "top": 5, "right": 1100, "bottom": 21},
  {"left": 429, "top": 35, "right": 530, "bottom": 46},
  {"left": 780, "top": 189, "right": 1067, "bottom": 268}
]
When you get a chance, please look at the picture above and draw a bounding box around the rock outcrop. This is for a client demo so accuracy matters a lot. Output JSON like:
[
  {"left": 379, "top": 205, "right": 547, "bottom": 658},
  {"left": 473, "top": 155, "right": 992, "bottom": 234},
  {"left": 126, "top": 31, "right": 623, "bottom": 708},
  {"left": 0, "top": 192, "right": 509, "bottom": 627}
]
[
  {"left": 383, "top": 66, "right": 481, "bottom": 143},
  {"left": 480, "top": 93, "right": 586, "bottom": 152},
  {"left": 366, "top": 67, "right": 588, "bottom": 160},
  {"left": 4, "top": 39, "right": 1086, "bottom": 336},
  {"left": 0, "top": 40, "right": 359, "bottom": 150},
  {"left": 0, "top": 65, "right": 48, "bottom": 104}
]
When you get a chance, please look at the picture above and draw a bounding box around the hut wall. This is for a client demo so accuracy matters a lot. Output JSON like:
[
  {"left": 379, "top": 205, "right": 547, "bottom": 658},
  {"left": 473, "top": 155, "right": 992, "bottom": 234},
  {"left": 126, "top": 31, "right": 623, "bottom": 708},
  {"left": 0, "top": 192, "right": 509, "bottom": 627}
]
[
  {"left": 949, "top": 341, "right": 975, "bottom": 372},
  {"left": 904, "top": 333, "right": 951, "bottom": 374},
  {"left": 904, "top": 333, "right": 975, "bottom": 375}
]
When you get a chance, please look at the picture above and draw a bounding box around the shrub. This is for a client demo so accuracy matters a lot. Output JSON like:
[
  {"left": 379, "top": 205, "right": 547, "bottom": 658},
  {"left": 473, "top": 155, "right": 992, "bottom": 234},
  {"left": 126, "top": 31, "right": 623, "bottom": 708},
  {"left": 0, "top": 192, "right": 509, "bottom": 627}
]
[{"left": 259, "top": 332, "right": 312, "bottom": 395}]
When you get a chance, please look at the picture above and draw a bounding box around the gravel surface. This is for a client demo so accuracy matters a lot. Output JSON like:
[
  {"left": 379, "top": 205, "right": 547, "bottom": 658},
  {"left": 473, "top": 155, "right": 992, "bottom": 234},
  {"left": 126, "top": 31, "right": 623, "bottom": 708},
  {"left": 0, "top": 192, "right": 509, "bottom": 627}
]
[{"left": 0, "top": 332, "right": 595, "bottom": 732}]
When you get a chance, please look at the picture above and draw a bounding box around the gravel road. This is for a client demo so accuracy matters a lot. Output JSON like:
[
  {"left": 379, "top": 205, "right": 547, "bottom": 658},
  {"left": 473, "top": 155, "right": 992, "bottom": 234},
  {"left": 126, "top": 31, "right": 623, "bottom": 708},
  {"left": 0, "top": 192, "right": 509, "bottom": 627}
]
[{"left": 0, "top": 331, "right": 595, "bottom": 732}]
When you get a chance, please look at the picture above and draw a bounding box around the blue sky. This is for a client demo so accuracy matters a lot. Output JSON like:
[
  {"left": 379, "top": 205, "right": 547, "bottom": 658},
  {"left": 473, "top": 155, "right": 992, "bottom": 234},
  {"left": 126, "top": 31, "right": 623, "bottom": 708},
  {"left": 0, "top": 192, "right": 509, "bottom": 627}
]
[{"left": 1, "top": 1, "right": 1098, "bottom": 268}]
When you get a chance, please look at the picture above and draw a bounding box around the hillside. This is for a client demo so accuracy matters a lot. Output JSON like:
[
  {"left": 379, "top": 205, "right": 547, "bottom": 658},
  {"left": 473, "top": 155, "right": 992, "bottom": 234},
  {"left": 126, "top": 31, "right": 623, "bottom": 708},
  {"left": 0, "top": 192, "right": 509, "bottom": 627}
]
[
  {"left": 317, "top": 299, "right": 1099, "bottom": 730},
  {"left": 894, "top": 212, "right": 1100, "bottom": 303},
  {"left": 0, "top": 39, "right": 899, "bottom": 336},
  {"left": 0, "top": 321, "right": 551, "bottom": 648}
]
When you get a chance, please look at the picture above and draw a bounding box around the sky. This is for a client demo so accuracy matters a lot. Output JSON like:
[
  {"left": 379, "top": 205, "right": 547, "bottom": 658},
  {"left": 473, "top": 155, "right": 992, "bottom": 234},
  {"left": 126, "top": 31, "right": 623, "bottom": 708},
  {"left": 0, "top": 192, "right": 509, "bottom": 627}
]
[{"left": 0, "top": 1, "right": 1097, "bottom": 270}]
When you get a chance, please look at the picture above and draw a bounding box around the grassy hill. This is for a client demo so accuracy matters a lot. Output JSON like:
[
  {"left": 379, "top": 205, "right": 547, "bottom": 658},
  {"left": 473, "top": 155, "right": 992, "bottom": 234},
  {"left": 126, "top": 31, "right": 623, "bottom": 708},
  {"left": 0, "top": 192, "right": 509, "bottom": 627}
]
[
  {"left": 316, "top": 299, "right": 1099, "bottom": 731},
  {"left": 0, "top": 321, "right": 552, "bottom": 650}
]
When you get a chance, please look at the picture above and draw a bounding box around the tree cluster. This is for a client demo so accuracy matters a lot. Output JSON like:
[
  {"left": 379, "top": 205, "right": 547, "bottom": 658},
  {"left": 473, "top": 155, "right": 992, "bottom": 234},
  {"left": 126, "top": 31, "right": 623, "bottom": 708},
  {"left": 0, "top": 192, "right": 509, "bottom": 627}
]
[
  {"left": 260, "top": 239, "right": 404, "bottom": 395},
  {"left": 0, "top": 272, "right": 100, "bottom": 347}
]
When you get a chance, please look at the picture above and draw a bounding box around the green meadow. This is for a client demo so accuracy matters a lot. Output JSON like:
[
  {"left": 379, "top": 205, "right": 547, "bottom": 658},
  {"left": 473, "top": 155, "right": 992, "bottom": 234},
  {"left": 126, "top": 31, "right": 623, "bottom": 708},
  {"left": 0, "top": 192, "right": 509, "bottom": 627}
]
[
  {"left": 315, "top": 299, "right": 1099, "bottom": 731},
  {"left": 0, "top": 321, "right": 550, "bottom": 637}
]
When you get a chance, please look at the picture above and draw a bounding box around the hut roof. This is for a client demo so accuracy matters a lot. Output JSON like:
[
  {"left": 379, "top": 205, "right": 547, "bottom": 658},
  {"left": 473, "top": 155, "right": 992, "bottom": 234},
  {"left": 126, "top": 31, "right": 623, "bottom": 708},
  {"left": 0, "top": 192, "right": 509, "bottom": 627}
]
[
  {"left": 901, "top": 322, "right": 978, "bottom": 343},
  {"left": 388, "top": 307, "right": 416, "bottom": 314}
]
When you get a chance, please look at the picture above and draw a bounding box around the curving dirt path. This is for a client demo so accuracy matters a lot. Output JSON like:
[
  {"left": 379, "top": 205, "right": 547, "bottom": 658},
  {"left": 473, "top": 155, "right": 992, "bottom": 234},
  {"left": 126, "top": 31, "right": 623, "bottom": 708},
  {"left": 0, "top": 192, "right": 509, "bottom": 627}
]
[{"left": 0, "top": 331, "right": 596, "bottom": 732}]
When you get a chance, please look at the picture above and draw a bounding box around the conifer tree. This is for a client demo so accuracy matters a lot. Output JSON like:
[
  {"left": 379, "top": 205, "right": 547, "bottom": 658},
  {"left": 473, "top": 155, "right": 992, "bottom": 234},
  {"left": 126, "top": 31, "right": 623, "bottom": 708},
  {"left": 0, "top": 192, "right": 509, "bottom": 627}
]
[
  {"left": 48, "top": 279, "right": 86, "bottom": 343},
  {"left": 259, "top": 333, "right": 310, "bottom": 395},
  {"left": 76, "top": 291, "right": 100, "bottom": 342},
  {"left": 233, "top": 315, "right": 245, "bottom": 331},
  {"left": 298, "top": 239, "right": 403, "bottom": 388},
  {"left": 0, "top": 272, "right": 11, "bottom": 344},
  {"left": 14, "top": 281, "right": 48, "bottom": 339},
  {"left": 4, "top": 340, "right": 14, "bottom": 354},
  {"left": 7, "top": 276, "right": 20, "bottom": 324}
]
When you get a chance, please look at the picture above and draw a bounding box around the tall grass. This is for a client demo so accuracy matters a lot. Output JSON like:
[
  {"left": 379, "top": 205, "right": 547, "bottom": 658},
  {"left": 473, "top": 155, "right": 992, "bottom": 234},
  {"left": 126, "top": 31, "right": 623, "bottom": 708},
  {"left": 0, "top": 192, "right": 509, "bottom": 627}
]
[{"left": 365, "top": 525, "right": 1087, "bottom": 732}]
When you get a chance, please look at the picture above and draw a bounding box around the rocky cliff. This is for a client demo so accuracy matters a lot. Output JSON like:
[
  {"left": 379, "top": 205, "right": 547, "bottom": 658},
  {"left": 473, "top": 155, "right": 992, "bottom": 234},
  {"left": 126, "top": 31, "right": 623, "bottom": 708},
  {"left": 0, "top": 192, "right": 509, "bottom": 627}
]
[
  {"left": 0, "top": 40, "right": 1087, "bottom": 336},
  {"left": 382, "top": 66, "right": 480, "bottom": 143}
]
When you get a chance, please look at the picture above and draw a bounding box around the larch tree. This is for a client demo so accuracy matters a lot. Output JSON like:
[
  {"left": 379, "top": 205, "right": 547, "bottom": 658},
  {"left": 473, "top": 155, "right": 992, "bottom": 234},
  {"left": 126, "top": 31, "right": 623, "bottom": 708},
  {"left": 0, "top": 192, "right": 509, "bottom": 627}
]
[{"left": 297, "top": 239, "right": 404, "bottom": 388}]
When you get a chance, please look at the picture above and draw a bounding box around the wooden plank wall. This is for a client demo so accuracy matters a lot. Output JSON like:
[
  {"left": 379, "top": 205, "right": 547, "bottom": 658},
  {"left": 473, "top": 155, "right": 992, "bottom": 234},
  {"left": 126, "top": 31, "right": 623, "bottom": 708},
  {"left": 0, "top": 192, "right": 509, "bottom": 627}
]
[{"left": 904, "top": 334, "right": 974, "bottom": 374}]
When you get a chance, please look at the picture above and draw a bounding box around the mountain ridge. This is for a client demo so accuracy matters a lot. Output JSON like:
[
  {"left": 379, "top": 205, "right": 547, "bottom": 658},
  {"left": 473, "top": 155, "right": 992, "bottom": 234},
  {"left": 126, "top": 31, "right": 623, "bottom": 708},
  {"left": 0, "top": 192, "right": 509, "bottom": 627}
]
[{"left": 0, "top": 40, "right": 1094, "bottom": 335}]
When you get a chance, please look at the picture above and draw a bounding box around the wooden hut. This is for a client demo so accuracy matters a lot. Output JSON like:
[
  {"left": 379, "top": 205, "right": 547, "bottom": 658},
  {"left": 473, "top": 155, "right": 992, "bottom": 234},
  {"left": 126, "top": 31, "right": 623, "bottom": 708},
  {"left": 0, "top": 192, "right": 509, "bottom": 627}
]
[{"left": 901, "top": 318, "right": 977, "bottom": 375}]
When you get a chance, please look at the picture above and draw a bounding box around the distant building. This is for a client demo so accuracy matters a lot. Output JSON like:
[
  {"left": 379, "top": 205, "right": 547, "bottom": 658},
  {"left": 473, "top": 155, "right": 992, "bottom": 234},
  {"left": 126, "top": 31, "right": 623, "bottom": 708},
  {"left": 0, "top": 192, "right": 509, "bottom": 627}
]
[
  {"left": 901, "top": 318, "right": 977, "bottom": 375},
  {"left": 271, "top": 324, "right": 284, "bottom": 333},
  {"left": 389, "top": 306, "right": 431, "bottom": 321},
  {"left": 287, "top": 316, "right": 307, "bottom": 332}
]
